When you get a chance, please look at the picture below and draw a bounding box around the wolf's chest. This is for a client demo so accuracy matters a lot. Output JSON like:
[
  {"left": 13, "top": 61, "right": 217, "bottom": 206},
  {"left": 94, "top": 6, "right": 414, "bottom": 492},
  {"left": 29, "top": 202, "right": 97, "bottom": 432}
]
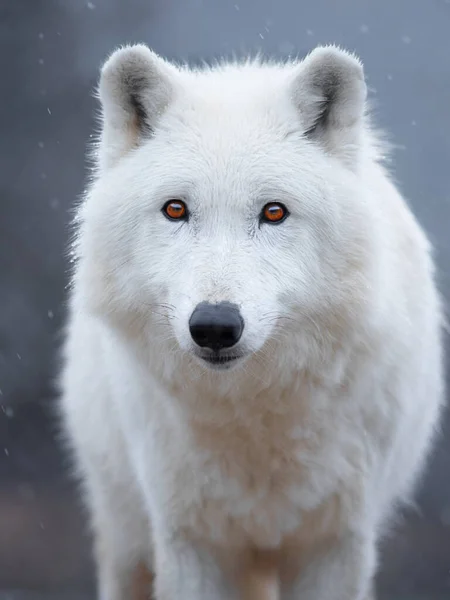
[{"left": 171, "top": 419, "right": 334, "bottom": 547}]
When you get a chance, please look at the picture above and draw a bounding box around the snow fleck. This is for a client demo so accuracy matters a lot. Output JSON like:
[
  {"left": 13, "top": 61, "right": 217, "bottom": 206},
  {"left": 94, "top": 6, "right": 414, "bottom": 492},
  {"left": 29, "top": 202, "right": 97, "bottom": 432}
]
[
  {"left": 5, "top": 407, "right": 14, "bottom": 418},
  {"left": 38, "top": 32, "right": 44, "bottom": 40},
  {"left": 38, "top": 58, "right": 44, "bottom": 65},
  {"left": 306, "top": 29, "right": 314, "bottom": 36},
  {"left": 411, "top": 120, "right": 417, "bottom": 126},
  {"left": 4, "top": 448, "right": 9, "bottom": 456},
  {"left": 387, "top": 74, "right": 393, "bottom": 81},
  {"left": 50, "top": 198, "right": 59, "bottom": 209},
  {"left": 40, "top": 172, "right": 47, "bottom": 180},
  {"left": 47, "top": 107, "right": 52, "bottom": 115},
  {"left": 234, "top": 4, "right": 239, "bottom": 10},
  {"left": 40, "top": 522, "right": 45, "bottom": 530},
  {"left": 16, "top": 353, "right": 21, "bottom": 360},
  {"left": 48, "top": 310, "right": 54, "bottom": 319},
  {"left": 259, "top": 33, "right": 264, "bottom": 40},
  {"left": 401, "top": 35, "right": 411, "bottom": 44},
  {"left": 360, "top": 24, "right": 369, "bottom": 34},
  {"left": 87, "top": 1, "right": 95, "bottom": 9},
  {"left": 38, "top": 141, "right": 44, "bottom": 149}
]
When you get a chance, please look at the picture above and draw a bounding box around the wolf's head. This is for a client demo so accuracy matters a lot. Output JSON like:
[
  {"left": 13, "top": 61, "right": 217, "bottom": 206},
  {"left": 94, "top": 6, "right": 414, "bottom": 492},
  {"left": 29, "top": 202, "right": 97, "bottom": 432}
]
[{"left": 76, "top": 44, "right": 380, "bottom": 376}]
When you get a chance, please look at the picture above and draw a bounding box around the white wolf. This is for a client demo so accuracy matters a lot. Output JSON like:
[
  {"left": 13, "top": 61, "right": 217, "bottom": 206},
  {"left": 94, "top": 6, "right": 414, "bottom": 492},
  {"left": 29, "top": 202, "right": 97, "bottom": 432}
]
[{"left": 60, "top": 43, "right": 445, "bottom": 600}]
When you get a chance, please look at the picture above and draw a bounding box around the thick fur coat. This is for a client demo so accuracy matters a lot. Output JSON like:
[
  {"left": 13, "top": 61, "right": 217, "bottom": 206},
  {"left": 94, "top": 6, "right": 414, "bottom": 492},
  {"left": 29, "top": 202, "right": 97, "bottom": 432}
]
[{"left": 59, "top": 44, "right": 445, "bottom": 600}]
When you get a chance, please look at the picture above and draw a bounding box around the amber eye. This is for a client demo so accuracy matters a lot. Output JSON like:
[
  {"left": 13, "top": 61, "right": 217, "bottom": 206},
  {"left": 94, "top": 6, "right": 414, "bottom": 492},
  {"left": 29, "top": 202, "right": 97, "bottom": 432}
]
[
  {"left": 261, "top": 202, "right": 289, "bottom": 224},
  {"left": 162, "top": 200, "right": 188, "bottom": 221}
]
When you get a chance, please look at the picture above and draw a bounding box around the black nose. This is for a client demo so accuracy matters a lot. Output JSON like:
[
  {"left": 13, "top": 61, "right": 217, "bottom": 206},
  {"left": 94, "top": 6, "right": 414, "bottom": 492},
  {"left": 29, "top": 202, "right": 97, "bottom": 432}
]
[{"left": 189, "top": 302, "right": 244, "bottom": 351}]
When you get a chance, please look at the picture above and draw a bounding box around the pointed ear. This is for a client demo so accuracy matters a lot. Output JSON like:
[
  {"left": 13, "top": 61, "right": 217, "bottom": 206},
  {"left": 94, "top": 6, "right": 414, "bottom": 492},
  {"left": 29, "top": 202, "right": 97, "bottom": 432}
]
[
  {"left": 291, "top": 46, "right": 367, "bottom": 168},
  {"left": 97, "top": 44, "right": 176, "bottom": 170}
]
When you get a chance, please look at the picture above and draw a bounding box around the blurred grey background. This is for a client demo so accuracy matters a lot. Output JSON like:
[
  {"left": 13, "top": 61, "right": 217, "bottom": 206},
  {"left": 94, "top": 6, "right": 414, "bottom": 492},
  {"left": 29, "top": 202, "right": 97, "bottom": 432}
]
[{"left": 0, "top": 0, "right": 449, "bottom": 598}]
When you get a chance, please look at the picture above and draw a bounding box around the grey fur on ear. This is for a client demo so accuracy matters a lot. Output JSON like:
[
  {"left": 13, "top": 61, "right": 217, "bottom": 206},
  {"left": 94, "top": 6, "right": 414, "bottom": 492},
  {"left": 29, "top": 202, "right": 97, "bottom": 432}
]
[
  {"left": 97, "top": 44, "right": 175, "bottom": 170},
  {"left": 291, "top": 45, "right": 367, "bottom": 168}
]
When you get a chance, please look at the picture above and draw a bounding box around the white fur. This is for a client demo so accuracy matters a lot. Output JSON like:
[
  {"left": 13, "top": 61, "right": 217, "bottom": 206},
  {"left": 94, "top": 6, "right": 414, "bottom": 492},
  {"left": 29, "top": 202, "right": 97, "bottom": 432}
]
[{"left": 59, "top": 44, "right": 445, "bottom": 600}]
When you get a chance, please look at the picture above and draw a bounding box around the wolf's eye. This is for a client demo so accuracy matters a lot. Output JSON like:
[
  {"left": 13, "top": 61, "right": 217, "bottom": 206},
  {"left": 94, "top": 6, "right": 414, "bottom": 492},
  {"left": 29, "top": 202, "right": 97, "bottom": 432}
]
[
  {"left": 162, "top": 200, "right": 188, "bottom": 221},
  {"left": 261, "top": 202, "right": 289, "bottom": 224}
]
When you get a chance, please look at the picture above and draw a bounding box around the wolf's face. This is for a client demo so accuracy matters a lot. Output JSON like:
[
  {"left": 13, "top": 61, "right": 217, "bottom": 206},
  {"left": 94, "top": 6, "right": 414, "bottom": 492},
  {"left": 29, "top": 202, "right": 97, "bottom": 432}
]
[{"left": 79, "top": 45, "right": 376, "bottom": 372}]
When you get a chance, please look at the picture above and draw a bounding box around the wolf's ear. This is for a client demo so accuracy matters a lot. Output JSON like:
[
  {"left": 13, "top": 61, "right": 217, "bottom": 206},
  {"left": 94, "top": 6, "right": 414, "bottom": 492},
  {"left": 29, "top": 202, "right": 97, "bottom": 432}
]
[
  {"left": 97, "top": 44, "right": 175, "bottom": 170},
  {"left": 291, "top": 46, "right": 367, "bottom": 168}
]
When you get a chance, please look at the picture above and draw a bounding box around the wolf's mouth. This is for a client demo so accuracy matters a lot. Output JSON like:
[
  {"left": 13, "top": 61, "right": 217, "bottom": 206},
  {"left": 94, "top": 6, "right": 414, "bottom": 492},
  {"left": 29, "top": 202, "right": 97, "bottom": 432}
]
[{"left": 196, "top": 352, "right": 243, "bottom": 370}]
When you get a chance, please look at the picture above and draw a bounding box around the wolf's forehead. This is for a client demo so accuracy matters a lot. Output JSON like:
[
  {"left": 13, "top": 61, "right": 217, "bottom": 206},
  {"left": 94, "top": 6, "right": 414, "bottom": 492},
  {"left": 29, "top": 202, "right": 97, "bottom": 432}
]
[
  {"left": 168, "top": 101, "right": 293, "bottom": 144},
  {"left": 159, "top": 99, "right": 300, "bottom": 175},
  {"left": 147, "top": 107, "right": 308, "bottom": 203},
  {"left": 145, "top": 66, "right": 307, "bottom": 193},
  {"left": 153, "top": 120, "right": 297, "bottom": 196}
]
